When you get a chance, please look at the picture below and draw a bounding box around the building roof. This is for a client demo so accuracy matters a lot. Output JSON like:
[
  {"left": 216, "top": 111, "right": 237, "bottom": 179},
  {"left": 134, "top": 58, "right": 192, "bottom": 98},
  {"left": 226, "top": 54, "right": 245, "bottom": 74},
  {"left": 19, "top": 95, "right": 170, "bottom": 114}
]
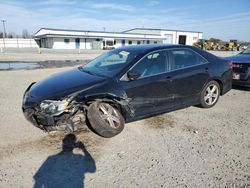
[
  {"left": 123, "top": 28, "right": 203, "bottom": 34},
  {"left": 34, "top": 28, "right": 165, "bottom": 40},
  {"left": 34, "top": 27, "right": 202, "bottom": 40}
]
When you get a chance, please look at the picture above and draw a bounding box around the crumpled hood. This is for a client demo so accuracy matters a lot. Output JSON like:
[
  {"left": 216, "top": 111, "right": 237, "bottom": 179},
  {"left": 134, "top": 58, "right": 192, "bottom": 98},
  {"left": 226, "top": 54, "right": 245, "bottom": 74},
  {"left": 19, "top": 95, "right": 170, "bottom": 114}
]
[
  {"left": 225, "top": 54, "right": 250, "bottom": 63},
  {"left": 29, "top": 67, "right": 107, "bottom": 100}
]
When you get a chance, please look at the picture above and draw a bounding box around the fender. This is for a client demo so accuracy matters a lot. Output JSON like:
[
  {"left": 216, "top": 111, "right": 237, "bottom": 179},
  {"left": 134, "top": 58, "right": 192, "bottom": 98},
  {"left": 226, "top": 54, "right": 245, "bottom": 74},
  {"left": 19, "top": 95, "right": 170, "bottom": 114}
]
[{"left": 68, "top": 79, "right": 135, "bottom": 118}]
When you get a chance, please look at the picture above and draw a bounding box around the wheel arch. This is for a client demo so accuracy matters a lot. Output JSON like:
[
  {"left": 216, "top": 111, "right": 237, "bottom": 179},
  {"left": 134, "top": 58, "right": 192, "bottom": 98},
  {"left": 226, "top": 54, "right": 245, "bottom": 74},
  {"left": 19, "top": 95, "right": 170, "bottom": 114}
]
[
  {"left": 80, "top": 93, "right": 132, "bottom": 119},
  {"left": 213, "top": 79, "right": 223, "bottom": 95},
  {"left": 205, "top": 77, "right": 223, "bottom": 95}
]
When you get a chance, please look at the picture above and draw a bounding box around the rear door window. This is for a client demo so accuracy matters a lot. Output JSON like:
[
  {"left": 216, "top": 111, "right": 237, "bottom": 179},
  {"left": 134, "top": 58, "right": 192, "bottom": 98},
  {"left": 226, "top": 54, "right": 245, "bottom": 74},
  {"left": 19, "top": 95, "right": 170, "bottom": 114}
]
[{"left": 169, "top": 49, "right": 207, "bottom": 71}]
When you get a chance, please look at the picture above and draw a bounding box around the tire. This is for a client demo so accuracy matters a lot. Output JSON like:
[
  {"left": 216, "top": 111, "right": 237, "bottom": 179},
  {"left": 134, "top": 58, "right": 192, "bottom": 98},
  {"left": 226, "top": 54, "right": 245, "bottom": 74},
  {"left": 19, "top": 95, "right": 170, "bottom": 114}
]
[
  {"left": 87, "top": 101, "right": 125, "bottom": 138},
  {"left": 199, "top": 80, "right": 220, "bottom": 108}
]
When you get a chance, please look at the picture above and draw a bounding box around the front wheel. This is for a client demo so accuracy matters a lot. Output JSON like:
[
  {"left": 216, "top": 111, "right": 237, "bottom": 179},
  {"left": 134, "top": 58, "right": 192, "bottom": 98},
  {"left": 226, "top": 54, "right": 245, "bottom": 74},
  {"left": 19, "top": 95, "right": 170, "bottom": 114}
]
[
  {"left": 87, "top": 102, "right": 125, "bottom": 138},
  {"left": 199, "top": 80, "right": 220, "bottom": 108}
]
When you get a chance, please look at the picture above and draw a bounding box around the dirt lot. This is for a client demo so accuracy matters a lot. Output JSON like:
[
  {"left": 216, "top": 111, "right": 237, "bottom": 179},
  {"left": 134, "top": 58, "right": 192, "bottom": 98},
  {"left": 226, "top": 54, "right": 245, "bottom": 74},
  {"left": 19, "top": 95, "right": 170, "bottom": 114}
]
[
  {"left": 0, "top": 48, "right": 104, "bottom": 61},
  {"left": 0, "top": 51, "right": 249, "bottom": 187}
]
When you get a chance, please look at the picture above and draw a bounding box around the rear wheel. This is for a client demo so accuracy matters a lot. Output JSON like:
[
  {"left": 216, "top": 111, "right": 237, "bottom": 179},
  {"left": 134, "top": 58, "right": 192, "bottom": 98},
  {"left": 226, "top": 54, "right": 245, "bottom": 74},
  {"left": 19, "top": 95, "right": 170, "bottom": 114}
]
[
  {"left": 87, "top": 101, "right": 125, "bottom": 138},
  {"left": 199, "top": 80, "right": 220, "bottom": 108}
]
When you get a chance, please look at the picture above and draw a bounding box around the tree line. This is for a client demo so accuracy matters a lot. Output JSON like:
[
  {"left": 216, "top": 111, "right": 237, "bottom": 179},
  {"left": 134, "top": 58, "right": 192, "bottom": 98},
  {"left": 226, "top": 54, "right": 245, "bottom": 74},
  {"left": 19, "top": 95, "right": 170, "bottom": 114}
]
[{"left": 0, "top": 29, "right": 33, "bottom": 38}]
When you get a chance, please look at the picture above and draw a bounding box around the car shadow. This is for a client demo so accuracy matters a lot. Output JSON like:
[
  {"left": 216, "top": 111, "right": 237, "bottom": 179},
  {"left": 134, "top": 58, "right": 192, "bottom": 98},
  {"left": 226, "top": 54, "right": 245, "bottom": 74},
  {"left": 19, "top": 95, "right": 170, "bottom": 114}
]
[
  {"left": 33, "top": 134, "right": 96, "bottom": 188},
  {"left": 232, "top": 85, "right": 250, "bottom": 91}
]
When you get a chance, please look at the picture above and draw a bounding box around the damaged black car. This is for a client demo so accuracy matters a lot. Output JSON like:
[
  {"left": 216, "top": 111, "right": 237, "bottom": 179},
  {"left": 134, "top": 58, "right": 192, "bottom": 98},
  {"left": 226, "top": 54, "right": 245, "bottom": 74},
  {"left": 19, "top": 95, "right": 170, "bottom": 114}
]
[{"left": 22, "top": 45, "right": 232, "bottom": 138}]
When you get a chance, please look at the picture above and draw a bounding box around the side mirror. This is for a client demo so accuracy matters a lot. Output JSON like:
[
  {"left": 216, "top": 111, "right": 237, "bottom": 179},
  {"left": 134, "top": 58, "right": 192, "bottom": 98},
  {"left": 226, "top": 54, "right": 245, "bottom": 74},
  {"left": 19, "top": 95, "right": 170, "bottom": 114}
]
[{"left": 127, "top": 70, "right": 141, "bottom": 80}]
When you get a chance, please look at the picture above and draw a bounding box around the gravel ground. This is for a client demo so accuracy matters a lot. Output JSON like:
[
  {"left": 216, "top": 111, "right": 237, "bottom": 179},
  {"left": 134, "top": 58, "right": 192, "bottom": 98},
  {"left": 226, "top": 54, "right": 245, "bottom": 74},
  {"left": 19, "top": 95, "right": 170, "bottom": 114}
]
[
  {"left": 0, "top": 48, "right": 103, "bottom": 61},
  {"left": 0, "top": 51, "right": 249, "bottom": 187},
  {"left": 0, "top": 48, "right": 238, "bottom": 62}
]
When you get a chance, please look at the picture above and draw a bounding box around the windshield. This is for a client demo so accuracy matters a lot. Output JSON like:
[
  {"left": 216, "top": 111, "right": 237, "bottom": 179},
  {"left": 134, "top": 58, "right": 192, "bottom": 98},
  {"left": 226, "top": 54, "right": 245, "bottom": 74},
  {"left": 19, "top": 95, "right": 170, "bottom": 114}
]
[
  {"left": 241, "top": 47, "right": 250, "bottom": 54},
  {"left": 82, "top": 49, "right": 139, "bottom": 77}
]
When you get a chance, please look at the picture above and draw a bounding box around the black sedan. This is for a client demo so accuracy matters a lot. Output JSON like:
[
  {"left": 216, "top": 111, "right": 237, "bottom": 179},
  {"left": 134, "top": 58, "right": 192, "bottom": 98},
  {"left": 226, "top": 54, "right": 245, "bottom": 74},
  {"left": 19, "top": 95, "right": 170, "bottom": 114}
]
[
  {"left": 225, "top": 47, "right": 250, "bottom": 87},
  {"left": 22, "top": 45, "right": 232, "bottom": 138}
]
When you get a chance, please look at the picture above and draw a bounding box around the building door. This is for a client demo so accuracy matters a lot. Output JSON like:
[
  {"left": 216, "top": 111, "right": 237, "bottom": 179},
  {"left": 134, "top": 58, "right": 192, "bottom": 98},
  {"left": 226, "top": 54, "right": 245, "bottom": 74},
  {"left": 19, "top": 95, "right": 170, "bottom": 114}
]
[
  {"left": 178, "top": 35, "right": 186, "bottom": 45},
  {"left": 75, "top": 38, "right": 80, "bottom": 49},
  {"left": 163, "top": 34, "right": 173, "bottom": 44},
  {"left": 121, "top": 40, "right": 125, "bottom": 46}
]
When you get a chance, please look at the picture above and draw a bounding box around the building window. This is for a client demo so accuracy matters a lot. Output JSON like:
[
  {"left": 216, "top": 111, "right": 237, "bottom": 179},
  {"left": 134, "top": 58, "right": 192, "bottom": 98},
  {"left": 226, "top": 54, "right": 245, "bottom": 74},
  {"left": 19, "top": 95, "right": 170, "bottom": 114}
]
[
  {"left": 128, "top": 41, "right": 132, "bottom": 45},
  {"left": 106, "top": 40, "right": 114, "bottom": 46},
  {"left": 96, "top": 39, "right": 100, "bottom": 41},
  {"left": 137, "top": 41, "right": 141, "bottom": 45},
  {"left": 147, "top": 40, "right": 150, "bottom": 44},
  {"left": 114, "top": 40, "right": 116, "bottom": 45},
  {"left": 64, "top": 38, "right": 70, "bottom": 43},
  {"left": 154, "top": 41, "right": 157, "bottom": 44}
]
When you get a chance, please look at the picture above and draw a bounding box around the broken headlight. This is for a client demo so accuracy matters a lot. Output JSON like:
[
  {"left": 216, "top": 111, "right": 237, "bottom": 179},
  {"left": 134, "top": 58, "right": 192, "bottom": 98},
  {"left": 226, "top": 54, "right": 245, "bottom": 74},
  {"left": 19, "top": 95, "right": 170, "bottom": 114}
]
[{"left": 40, "top": 99, "right": 70, "bottom": 115}]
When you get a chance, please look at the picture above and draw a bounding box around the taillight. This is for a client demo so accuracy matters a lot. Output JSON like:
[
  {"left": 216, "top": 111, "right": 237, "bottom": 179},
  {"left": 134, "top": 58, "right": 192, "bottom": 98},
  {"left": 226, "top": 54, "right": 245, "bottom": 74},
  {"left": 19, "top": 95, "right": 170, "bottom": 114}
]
[{"left": 228, "top": 62, "right": 233, "bottom": 69}]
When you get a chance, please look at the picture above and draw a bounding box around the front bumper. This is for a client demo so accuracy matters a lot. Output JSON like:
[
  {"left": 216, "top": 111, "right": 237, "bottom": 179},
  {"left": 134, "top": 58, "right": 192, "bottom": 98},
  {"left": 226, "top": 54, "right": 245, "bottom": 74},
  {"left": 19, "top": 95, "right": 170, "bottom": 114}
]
[
  {"left": 22, "top": 83, "right": 78, "bottom": 131},
  {"left": 23, "top": 107, "right": 63, "bottom": 130},
  {"left": 23, "top": 104, "right": 82, "bottom": 132},
  {"left": 23, "top": 108, "right": 40, "bottom": 127}
]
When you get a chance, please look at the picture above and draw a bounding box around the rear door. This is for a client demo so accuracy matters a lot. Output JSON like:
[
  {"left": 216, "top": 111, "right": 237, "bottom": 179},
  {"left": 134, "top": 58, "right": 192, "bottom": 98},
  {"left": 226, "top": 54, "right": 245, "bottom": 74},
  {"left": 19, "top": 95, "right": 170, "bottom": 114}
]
[{"left": 168, "top": 48, "right": 210, "bottom": 105}]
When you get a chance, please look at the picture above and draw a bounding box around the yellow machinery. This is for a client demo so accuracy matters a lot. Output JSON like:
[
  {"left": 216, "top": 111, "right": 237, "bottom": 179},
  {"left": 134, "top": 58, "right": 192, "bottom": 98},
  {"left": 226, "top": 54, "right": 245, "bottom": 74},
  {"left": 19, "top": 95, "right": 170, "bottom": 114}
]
[
  {"left": 194, "top": 39, "right": 241, "bottom": 51},
  {"left": 193, "top": 39, "right": 208, "bottom": 50},
  {"left": 224, "top": 40, "right": 240, "bottom": 51},
  {"left": 193, "top": 39, "right": 215, "bottom": 50},
  {"left": 228, "top": 41, "right": 234, "bottom": 51}
]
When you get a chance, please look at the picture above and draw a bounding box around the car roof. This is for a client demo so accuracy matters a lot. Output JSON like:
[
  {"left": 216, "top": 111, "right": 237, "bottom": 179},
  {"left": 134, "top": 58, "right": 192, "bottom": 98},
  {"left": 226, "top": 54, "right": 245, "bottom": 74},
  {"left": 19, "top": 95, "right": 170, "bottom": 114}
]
[
  {"left": 114, "top": 44, "right": 217, "bottom": 60},
  {"left": 116, "top": 44, "right": 186, "bottom": 53},
  {"left": 115, "top": 44, "right": 219, "bottom": 65}
]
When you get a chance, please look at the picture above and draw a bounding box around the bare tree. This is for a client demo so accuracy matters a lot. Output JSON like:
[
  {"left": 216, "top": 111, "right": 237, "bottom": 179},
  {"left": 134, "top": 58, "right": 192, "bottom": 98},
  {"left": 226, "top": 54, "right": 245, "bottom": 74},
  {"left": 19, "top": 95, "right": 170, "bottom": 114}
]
[
  {"left": 11, "top": 32, "right": 17, "bottom": 38},
  {"left": 7, "top": 32, "right": 16, "bottom": 38},
  {"left": 22, "top": 29, "right": 30, "bottom": 38}
]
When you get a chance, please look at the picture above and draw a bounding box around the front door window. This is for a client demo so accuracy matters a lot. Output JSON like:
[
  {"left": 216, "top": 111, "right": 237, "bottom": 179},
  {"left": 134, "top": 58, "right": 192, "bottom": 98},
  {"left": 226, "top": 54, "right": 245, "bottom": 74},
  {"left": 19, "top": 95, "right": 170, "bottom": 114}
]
[{"left": 131, "top": 50, "right": 169, "bottom": 78}]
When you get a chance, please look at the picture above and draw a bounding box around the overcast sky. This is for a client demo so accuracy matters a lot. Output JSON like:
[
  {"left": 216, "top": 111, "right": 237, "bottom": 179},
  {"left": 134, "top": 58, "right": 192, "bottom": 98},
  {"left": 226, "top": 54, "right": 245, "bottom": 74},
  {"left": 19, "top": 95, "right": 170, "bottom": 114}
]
[{"left": 0, "top": 0, "right": 250, "bottom": 41}]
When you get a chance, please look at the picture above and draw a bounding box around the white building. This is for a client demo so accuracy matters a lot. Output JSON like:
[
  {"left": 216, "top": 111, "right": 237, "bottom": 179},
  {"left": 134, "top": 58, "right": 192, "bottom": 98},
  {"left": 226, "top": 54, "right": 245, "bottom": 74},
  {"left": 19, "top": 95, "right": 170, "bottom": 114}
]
[
  {"left": 34, "top": 28, "right": 202, "bottom": 50},
  {"left": 124, "top": 28, "right": 203, "bottom": 46}
]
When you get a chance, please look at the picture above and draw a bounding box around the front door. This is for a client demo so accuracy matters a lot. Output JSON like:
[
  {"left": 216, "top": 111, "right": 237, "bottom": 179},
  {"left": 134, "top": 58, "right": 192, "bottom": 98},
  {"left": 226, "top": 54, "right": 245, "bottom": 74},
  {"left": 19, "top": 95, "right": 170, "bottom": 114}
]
[{"left": 121, "top": 50, "right": 175, "bottom": 119}]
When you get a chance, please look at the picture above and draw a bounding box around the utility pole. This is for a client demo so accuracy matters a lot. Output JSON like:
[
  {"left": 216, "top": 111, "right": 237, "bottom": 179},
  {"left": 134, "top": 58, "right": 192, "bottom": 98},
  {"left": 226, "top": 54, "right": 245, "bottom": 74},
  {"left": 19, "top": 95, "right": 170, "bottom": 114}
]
[{"left": 1, "top": 20, "right": 6, "bottom": 49}]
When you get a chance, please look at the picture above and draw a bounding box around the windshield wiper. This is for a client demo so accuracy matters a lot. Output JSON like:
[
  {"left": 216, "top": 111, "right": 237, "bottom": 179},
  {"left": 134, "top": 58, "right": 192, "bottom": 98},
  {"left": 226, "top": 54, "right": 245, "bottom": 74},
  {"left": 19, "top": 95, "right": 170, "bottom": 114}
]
[
  {"left": 78, "top": 67, "right": 94, "bottom": 74},
  {"left": 81, "top": 67, "right": 109, "bottom": 77},
  {"left": 83, "top": 69, "right": 96, "bottom": 75}
]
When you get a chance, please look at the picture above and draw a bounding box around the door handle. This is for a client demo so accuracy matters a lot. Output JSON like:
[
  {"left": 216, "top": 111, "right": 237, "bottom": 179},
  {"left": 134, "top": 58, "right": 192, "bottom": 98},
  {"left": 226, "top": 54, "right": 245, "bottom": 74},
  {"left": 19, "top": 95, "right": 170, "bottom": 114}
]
[{"left": 166, "top": 76, "right": 173, "bottom": 82}]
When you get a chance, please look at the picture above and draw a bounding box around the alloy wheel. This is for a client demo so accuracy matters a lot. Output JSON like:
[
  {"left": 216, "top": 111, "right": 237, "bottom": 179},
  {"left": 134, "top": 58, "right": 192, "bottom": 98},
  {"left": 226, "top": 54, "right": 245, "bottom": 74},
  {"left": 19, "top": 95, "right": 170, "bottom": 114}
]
[
  {"left": 204, "top": 84, "right": 219, "bottom": 106},
  {"left": 98, "top": 103, "right": 121, "bottom": 129}
]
